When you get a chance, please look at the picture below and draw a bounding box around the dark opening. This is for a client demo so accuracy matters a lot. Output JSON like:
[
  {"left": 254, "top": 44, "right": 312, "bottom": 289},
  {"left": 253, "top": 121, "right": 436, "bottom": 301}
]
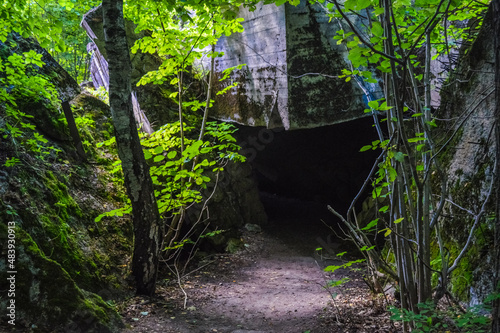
[{"left": 235, "top": 117, "right": 380, "bottom": 253}]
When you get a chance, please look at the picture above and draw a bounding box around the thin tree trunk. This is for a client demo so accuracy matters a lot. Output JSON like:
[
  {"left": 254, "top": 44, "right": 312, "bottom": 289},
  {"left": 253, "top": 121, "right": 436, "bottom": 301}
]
[
  {"left": 492, "top": 0, "right": 500, "bottom": 331},
  {"left": 61, "top": 101, "right": 87, "bottom": 162},
  {"left": 198, "top": 41, "right": 216, "bottom": 141},
  {"left": 102, "top": 0, "right": 162, "bottom": 296},
  {"left": 421, "top": 30, "right": 432, "bottom": 304}
]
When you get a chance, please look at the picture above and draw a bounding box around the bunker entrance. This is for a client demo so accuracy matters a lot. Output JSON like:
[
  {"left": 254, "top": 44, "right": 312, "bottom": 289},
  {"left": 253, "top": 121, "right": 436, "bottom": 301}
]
[{"left": 234, "top": 118, "right": 380, "bottom": 253}]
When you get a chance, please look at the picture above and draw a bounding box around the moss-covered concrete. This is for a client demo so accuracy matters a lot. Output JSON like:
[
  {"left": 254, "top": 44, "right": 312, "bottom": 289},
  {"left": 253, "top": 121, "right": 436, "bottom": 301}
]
[
  {"left": 435, "top": 4, "right": 496, "bottom": 305},
  {"left": 0, "top": 224, "right": 123, "bottom": 332},
  {"left": 0, "top": 36, "right": 132, "bottom": 330}
]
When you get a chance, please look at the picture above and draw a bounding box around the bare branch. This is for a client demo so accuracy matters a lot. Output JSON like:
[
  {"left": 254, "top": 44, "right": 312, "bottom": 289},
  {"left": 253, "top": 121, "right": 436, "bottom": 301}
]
[
  {"left": 327, "top": 0, "right": 403, "bottom": 65},
  {"left": 447, "top": 162, "right": 496, "bottom": 274}
]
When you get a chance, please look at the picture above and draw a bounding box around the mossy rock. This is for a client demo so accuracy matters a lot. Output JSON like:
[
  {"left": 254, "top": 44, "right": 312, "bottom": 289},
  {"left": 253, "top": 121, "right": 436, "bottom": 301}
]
[
  {"left": 225, "top": 238, "right": 245, "bottom": 254},
  {"left": 0, "top": 154, "right": 130, "bottom": 295},
  {"left": 0, "top": 224, "right": 124, "bottom": 332}
]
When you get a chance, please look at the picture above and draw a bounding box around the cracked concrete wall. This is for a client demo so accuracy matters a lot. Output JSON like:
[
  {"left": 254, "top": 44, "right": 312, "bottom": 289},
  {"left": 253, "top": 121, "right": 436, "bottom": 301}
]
[
  {"left": 211, "top": 4, "right": 289, "bottom": 129},
  {"left": 210, "top": 0, "right": 383, "bottom": 130},
  {"left": 84, "top": 1, "right": 383, "bottom": 131}
]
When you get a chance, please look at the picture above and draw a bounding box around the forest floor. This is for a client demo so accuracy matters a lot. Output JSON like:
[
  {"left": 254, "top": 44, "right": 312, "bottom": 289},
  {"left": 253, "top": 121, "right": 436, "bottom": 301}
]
[{"left": 120, "top": 217, "right": 399, "bottom": 333}]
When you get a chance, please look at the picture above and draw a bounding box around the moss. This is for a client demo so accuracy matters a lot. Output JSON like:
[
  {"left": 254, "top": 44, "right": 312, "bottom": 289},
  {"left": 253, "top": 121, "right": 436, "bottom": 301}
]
[
  {"left": 225, "top": 238, "right": 245, "bottom": 253},
  {"left": 0, "top": 224, "right": 123, "bottom": 332},
  {"left": 37, "top": 212, "right": 102, "bottom": 291},
  {"left": 431, "top": 222, "right": 494, "bottom": 301},
  {"left": 0, "top": 38, "right": 132, "bottom": 331},
  {"left": 44, "top": 170, "right": 82, "bottom": 219}
]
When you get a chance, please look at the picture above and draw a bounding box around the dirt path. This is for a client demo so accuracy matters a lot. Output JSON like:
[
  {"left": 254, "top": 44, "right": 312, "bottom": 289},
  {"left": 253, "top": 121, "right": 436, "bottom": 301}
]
[{"left": 121, "top": 219, "right": 395, "bottom": 333}]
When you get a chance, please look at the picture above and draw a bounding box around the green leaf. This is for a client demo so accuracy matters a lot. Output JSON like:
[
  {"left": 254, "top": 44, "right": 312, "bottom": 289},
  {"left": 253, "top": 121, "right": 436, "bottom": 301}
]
[
  {"left": 344, "top": 0, "right": 356, "bottom": 11},
  {"left": 384, "top": 229, "right": 392, "bottom": 237},
  {"left": 394, "top": 152, "right": 405, "bottom": 162},
  {"left": 361, "top": 218, "right": 379, "bottom": 231},
  {"left": 371, "top": 22, "right": 383, "bottom": 37},
  {"left": 379, "top": 101, "right": 393, "bottom": 111},
  {"left": 154, "top": 146, "right": 164, "bottom": 154},
  {"left": 394, "top": 217, "right": 404, "bottom": 224},
  {"left": 426, "top": 120, "right": 437, "bottom": 128},
  {"left": 327, "top": 277, "right": 350, "bottom": 287},
  {"left": 379, "top": 205, "right": 389, "bottom": 213},
  {"left": 388, "top": 166, "right": 397, "bottom": 182},
  {"left": 368, "top": 100, "right": 379, "bottom": 109},
  {"left": 408, "top": 137, "right": 426, "bottom": 143},
  {"left": 347, "top": 39, "right": 358, "bottom": 48},
  {"left": 154, "top": 155, "right": 165, "bottom": 163},
  {"left": 360, "top": 145, "right": 372, "bottom": 152},
  {"left": 373, "top": 186, "right": 383, "bottom": 198},
  {"left": 324, "top": 265, "right": 341, "bottom": 273},
  {"left": 355, "top": 0, "right": 371, "bottom": 10},
  {"left": 167, "top": 151, "right": 177, "bottom": 159}
]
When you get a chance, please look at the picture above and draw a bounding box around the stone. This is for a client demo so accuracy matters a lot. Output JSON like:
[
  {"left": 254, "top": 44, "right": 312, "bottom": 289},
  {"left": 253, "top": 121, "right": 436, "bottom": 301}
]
[
  {"left": 226, "top": 238, "right": 245, "bottom": 253},
  {"left": 245, "top": 223, "right": 262, "bottom": 232}
]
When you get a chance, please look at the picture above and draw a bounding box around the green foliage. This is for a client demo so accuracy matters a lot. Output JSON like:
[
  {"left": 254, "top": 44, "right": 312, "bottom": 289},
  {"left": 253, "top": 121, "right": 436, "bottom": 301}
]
[
  {"left": 95, "top": 121, "right": 244, "bottom": 222},
  {"left": 143, "top": 120, "right": 244, "bottom": 215},
  {"left": 0, "top": 1, "right": 101, "bottom": 166},
  {"left": 0, "top": 46, "right": 62, "bottom": 165},
  {"left": 86, "top": 86, "right": 109, "bottom": 105},
  {"left": 1, "top": 0, "right": 98, "bottom": 82},
  {"left": 90, "top": 0, "right": 253, "bottom": 263},
  {"left": 327, "top": 277, "right": 350, "bottom": 288},
  {"left": 38, "top": 0, "right": 99, "bottom": 82},
  {"left": 127, "top": 0, "right": 245, "bottom": 88},
  {"left": 389, "top": 298, "right": 497, "bottom": 333},
  {"left": 326, "top": 0, "right": 486, "bottom": 89},
  {"left": 322, "top": 0, "right": 490, "bottom": 315},
  {"left": 324, "top": 259, "right": 366, "bottom": 273}
]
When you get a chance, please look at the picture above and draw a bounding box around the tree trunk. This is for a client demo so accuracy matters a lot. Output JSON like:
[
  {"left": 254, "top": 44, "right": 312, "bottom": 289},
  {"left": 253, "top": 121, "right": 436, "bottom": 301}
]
[
  {"left": 61, "top": 101, "right": 87, "bottom": 162},
  {"left": 493, "top": 0, "right": 500, "bottom": 331},
  {"left": 102, "top": 0, "right": 162, "bottom": 296}
]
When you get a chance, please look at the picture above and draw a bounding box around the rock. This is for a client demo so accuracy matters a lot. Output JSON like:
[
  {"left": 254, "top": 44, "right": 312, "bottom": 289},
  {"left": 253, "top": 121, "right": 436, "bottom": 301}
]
[
  {"left": 245, "top": 223, "right": 262, "bottom": 233},
  {"left": 0, "top": 36, "right": 129, "bottom": 331},
  {"left": 0, "top": 34, "right": 80, "bottom": 142},
  {"left": 0, "top": 225, "right": 123, "bottom": 332},
  {"left": 188, "top": 161, "right": 268, "bottom": 240},
  {"left": 226, "top": 238, "right": 245, "bottom": 253}
]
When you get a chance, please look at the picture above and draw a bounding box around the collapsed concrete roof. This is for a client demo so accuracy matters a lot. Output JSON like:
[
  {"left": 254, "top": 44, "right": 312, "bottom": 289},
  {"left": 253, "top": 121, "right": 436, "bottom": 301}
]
[
  {"left": 209, "top": 1, "right": 382, "bottom": 130},
  {"left": 82, "top": 1, "right": 382, "bottom": 130}
]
